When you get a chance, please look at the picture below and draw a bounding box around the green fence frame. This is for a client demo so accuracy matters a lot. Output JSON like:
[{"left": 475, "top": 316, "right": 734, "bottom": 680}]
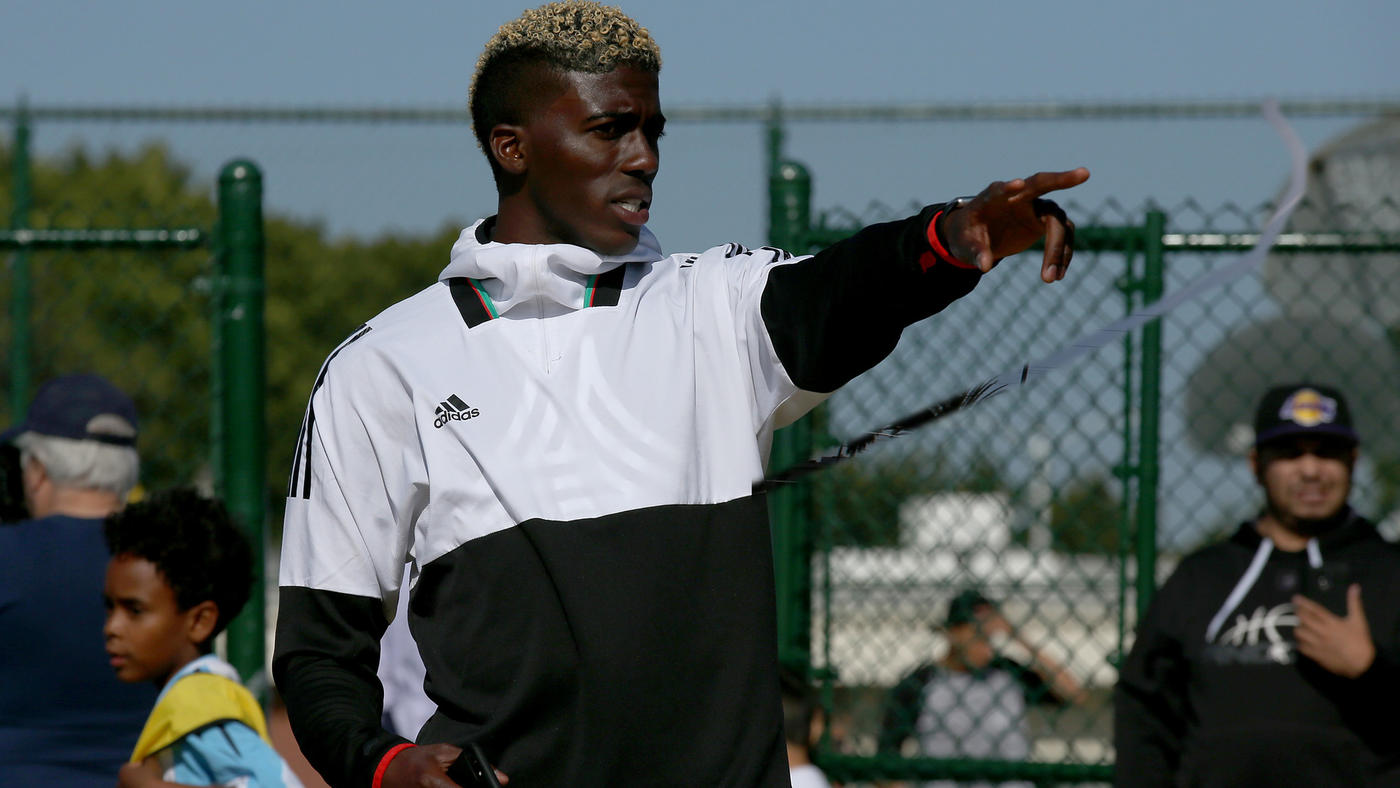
[
  {"left": 2, "top": 106, "right": 268, "bottom": 689},
  {"left": 764, "top": 119, "right": 1400, "bottom": 783}
]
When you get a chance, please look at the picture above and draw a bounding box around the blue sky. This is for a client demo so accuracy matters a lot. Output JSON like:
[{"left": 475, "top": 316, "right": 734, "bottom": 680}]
[
  {"left": 5, "top": 0, "right": 1396, "bottom": 250},
  {"left": 7, "top": 1, "right": 1395, "bottom": 104},
  {"left": 5, "top": 1, "right": 1398, "bottom": 546}
]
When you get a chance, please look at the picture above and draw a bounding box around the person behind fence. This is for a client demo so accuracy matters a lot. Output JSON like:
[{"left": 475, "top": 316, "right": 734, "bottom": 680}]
[
  {"left": 782, "top": 667, "right": 833, "bottom": 788},
  {"left": 878, "top": 589, "right": 1084, "bottom": 788},
  {"left": 1114, "top": 383, "right": 1400, "bottom": 788},
  {"left": 103, "top": 487, "right": 304, "bottom": 788},
  {"left": 271, "top": 2, "right": 1090, "bottom": 786},
  {"left": 0, "top": 373, "right": 156, "bottom": 788}
]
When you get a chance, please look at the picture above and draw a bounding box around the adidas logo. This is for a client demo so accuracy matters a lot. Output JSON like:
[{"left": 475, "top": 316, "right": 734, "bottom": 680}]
[{"left": 433, "top": 394, "right": 481, "bottom": 428}]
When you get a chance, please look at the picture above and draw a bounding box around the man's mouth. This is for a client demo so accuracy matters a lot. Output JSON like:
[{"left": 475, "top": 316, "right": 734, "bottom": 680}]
[{"left": 612, "top": 197, "right": 651, "bottom": 225}]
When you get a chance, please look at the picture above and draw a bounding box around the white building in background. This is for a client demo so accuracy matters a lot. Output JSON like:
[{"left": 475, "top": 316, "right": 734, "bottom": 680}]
[{"left": 810, "top": 492, "right": 1164, "bottom": 690}]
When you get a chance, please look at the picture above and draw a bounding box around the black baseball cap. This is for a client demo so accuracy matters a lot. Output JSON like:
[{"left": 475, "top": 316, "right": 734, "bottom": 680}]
[
  {"left": 0, "top": 374, "right": 138, "bottom": 447},
  {"left": 1253, "top": 383, "right": 1358, "bottom": 448},
  {"left": 944, "top": 588, "right": 996, "bottom": 627}
]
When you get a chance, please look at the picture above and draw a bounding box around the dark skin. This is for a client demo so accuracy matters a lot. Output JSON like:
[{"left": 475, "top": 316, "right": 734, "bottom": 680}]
[{"left": 386, "top": 64, "right": 1088, "bottom": 788}]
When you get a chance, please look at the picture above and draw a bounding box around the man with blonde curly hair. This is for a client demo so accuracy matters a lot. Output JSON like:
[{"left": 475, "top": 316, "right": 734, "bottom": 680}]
[{"left": 275, "top": 2, "right": 1089, "bottom": 786}]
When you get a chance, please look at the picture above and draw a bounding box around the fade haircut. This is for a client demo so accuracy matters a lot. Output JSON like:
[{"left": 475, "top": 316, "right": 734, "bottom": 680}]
[
  {"left": 469, "top": 1, "right": 661, "bottom": 179},
  {"left": 104, "top": 488, "right": 253, "bottom": 652}
]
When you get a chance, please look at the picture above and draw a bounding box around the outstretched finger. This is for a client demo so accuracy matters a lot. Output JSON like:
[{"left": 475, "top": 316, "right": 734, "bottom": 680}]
[{"left": 1020, "top": 168, "right": 1091, "bottom": 200}]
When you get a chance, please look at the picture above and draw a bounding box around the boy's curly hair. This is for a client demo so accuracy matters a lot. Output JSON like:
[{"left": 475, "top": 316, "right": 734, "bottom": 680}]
[
  {"left": 104, "top": 488, "right": 253, "bottom": 650},
  {"left": 469, "top": 1, "right": 661, "bottom": 175}
]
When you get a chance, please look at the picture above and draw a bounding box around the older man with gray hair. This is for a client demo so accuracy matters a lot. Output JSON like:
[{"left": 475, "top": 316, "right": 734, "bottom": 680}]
[{"left": 0, "top": 374, "right": 155, "bottom": 788}]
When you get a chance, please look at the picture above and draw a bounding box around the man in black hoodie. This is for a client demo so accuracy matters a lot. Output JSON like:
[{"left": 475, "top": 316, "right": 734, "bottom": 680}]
[{"left": 1114, "top": 383, "right": 1400, "bottom": 787}]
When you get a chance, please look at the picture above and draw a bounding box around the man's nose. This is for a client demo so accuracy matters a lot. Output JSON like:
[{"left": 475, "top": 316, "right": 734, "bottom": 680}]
[
  {"left": 1296, "top": 453, "right": 1324, "bottom": 477},
  {"left": 622, "top": 133, "right": 658, "bottom": 183}
]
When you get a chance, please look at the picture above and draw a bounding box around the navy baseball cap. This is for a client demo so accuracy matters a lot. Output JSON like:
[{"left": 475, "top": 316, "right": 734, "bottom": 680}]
[
  {"left": 0, "top": 374, "right": 138, "bottom": 447},
  {"left": 944, "top": 588, "right": 996, "bottom": 627},
  {"left": 1253, "top": 383, "right": 1358, "bottom": 448}
]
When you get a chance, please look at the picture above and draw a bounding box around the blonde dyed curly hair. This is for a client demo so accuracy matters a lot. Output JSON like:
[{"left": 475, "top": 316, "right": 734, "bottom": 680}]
[{"left": 469, "top": 2, "right": 662, "bottom": 170}]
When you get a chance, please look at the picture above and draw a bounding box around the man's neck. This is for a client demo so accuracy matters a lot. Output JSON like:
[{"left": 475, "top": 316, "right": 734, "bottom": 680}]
[
  {"left": 786, "top": 743, "right": 812, "bottom": 767},
  {"left": 33, "top": 487, "right": 124, "bottom": 520},
  {"left": 938, "top": 652, "right": 971, "bottom": 674},
  {"left": 1254, "top": 515, "right": 1311, "bottom": 551}
]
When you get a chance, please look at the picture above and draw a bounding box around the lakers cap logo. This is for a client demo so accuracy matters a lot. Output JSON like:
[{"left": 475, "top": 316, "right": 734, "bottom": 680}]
[{"left": 1278, "top": 388, "right": 1337, "bottom": 428}]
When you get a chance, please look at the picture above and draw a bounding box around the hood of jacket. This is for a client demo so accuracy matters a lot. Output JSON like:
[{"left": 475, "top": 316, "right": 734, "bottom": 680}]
[{"left": 439, "top": 217, "right": 664, "bottom": 319}]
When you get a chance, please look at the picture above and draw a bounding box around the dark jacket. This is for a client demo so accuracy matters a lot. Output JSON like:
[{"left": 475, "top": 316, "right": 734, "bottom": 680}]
[
  {"left": 0, "top": 515, "right": 156, "bottom": 787},
  {"left": 1114, "top": 510, "right": 1400, "bottom": 787}
]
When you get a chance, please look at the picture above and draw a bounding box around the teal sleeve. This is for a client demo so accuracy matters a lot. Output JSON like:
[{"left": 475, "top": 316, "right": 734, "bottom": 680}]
[{"left": 170, "top": 720, "right": 299, "bottom": 787}]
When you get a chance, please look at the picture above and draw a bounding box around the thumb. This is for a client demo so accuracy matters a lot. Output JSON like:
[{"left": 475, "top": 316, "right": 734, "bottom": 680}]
[{"left": 1347, "top": 583, "right": 1365, "bottom": 622}]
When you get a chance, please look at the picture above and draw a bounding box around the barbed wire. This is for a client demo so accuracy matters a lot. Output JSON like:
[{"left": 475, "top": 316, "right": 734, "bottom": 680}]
[{"left": 1, "top": 97, "right": 1397, "bottom": 125}]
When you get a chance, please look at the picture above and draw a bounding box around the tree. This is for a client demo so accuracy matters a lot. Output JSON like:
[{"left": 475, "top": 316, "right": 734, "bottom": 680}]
[
  {"left": 1045, "top": 473, "right": 1122, "bottom": 555},
  {"left": 812, "top": 448, "right": 1008, "bottom": 547},
  {"left": 1, "top": 141, "right": 466, "bottom": 531}
]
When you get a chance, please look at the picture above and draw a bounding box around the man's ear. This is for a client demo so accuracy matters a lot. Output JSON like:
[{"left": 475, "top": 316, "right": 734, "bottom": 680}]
[
  {"left": 186, "top": 600, "right": 219, "bottom": 647},
  {"left": 21, "top": 455, "right": 50, "bottom": 516},
  {"left": 489, "top": 124, "right": 528, "bottom": 176}
]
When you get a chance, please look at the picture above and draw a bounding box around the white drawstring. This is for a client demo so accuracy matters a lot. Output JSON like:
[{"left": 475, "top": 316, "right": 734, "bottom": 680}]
[
  {"left": 1205, "top": 538, "right": 1274, "bottom": 643},
  {"left": 1203, "top": 535, "right": 1326, "bottom": 642},
  {"left": 1306, "top": 538, "right": 1322, "bottom": 569}
]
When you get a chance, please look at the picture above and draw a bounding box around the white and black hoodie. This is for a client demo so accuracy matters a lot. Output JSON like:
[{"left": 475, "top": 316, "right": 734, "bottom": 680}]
[
  {"left": 1115, "top": 509, "right": 1400, "bottom": 788},
  {"left": 274, "top": 208, "right": 981, "bottom": 787}
]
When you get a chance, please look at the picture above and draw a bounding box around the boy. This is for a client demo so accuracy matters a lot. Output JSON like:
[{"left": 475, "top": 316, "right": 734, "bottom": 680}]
[{"left": 103, "top": 488, "right": 303, "bottom": 788}]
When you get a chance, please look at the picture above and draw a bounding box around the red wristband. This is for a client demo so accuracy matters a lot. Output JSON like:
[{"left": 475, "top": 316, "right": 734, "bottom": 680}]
[
  {"left": 920, "top": 209, "right": 978, "bottom": 271},
  {"left": 372, "top": 743, "right": 417, "bottom": 788}
]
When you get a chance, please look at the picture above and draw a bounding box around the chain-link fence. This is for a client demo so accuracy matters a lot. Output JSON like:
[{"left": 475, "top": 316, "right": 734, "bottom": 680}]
[
  {"left": 0, "top": 121, "right": 268, "bottom": 684},
  {"left": 765, "top": 157, "right": 1400, "bottom": 783},
  {"left": 5, "top": 97, "right": 1398, "bottom": 775}
]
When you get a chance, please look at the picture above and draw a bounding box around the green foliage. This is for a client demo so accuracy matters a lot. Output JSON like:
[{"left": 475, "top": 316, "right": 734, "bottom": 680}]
[
  {"left": 813, "top": 448, "right": 1007, "bottom": 547},
  {"left": 1, "top": 141, "right": 465, "bottom": 526},
  {"left": 1044, "top": 473, "right": 1123, "bottom": 555}
]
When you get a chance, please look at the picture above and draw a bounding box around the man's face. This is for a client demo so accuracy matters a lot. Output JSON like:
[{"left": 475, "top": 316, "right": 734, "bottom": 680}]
[
  {"left": 946, "top": 605, "right": 1003, "bottom": 670},
  {"left": 507, "top": 66, "right": 664, "bottom": 256},
  {"left": 1252, "top": 436, "right": 1356, "bottom": 530}
]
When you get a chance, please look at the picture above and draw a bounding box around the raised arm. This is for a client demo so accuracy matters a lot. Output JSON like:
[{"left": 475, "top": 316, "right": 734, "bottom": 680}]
[{"left": 759, "top": 168, "right": 1089, "bottom": 396}]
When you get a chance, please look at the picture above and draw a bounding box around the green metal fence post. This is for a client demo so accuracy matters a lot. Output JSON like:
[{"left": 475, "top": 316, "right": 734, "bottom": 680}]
[
  {"left": 9, "top": 98, "right": 33, "bottom": 418},
  {"left": 1135, "top": 210, "right": 1166, "bottom": 616},
  {"left": 1114, "top": 230, "right": 1142, "bottom": 666},
  {"left": 216, "top": 159, "right": 267, "bottom": 689},
  {"left": 767, "top": 150, "right": 815, "bottom": 669}
]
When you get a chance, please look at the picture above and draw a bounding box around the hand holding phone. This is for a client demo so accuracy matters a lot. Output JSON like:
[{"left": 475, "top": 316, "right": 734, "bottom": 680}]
[
  {"left": 446, "top": 742, "right": 503, "bottom": 788},
  {"left": 1302, "top": 564, "right": 1351, "bottom": 617}
]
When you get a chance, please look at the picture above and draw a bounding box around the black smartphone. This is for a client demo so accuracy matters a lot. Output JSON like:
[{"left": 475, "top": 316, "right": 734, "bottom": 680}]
[
  {"left": 1301, "top": 564, "right": 1351, "bottom": 617},
  {"left": 446, "top": 742, "right": 503, "bottom": 788}
]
